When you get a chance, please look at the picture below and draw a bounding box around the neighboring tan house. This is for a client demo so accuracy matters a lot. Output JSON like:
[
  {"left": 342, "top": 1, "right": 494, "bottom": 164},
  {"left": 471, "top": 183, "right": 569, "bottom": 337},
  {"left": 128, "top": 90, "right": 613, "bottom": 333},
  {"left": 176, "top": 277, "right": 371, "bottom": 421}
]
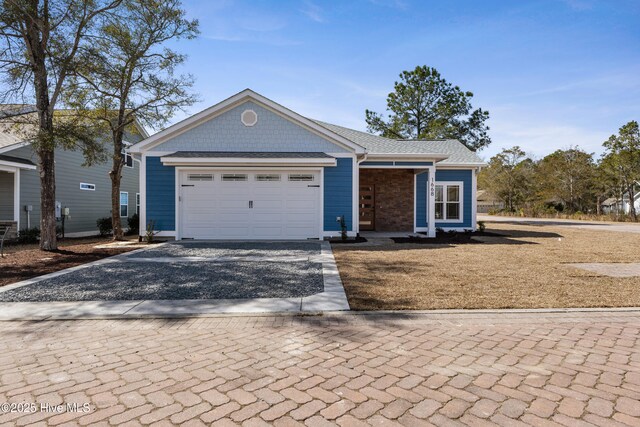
[
  {"left": 476, "top": 189, "right": 504, "bottom": 213},
  {"left": 0, "top": 106, "right": 144, "bottom": 238},
  {"left": 129, "top": 89, "right": 485, "bottom": 240}
]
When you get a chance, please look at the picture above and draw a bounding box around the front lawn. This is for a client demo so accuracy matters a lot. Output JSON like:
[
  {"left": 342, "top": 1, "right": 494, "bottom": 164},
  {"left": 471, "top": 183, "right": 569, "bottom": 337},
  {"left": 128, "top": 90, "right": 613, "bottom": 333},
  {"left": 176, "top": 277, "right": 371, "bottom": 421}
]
[
  {"left": 333, "top": 222, "right": 640, "bottom": 310},
  {"left": 0, "top": 237, "right": 140, "bottom": 287}
]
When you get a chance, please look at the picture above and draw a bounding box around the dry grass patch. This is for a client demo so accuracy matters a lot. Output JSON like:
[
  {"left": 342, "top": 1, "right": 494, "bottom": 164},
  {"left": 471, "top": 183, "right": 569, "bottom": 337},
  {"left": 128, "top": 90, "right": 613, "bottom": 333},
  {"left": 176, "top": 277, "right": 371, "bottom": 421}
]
[{"left": 333, "top": 222, "right": 640, "bottom": 310}]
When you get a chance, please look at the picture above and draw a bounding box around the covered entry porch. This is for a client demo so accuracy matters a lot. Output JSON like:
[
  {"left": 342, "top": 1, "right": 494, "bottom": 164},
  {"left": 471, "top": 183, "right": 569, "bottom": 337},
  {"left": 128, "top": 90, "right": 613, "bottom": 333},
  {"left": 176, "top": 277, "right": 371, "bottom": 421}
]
[
  {"left": 0, "top": 155, "right": 36, "bottom": 237},
  {"left": 358, "top": 161, "right": 436, "bottom": 237}
]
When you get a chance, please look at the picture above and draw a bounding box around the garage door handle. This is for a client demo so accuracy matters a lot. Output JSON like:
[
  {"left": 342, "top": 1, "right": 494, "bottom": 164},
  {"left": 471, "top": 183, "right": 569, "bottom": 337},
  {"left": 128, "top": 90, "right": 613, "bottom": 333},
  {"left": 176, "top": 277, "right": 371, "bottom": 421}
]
[
  {"left": 308, "top": 185, "right": 320, "bottom": 188},
  {"left": 181, "top": 184, "right": 195, "bottom": 187}
]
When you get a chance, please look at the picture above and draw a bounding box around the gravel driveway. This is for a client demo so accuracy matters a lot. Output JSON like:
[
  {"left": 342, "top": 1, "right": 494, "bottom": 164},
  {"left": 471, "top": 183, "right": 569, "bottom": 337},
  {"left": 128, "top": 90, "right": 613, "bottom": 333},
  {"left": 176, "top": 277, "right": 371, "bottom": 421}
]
[
  {"left": 126, "top": 241, "right": 321, "bottom": 258},
  {"left": 0, "top": 241, "right": 325, "bottom": 302}
]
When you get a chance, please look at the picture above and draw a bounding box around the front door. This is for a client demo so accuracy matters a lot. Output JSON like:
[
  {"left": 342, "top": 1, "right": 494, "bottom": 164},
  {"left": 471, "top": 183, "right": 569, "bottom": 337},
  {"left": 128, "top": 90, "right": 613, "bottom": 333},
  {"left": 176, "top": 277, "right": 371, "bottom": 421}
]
[{"left": 359, "top": 185, "right": 375, "bottom": 231}]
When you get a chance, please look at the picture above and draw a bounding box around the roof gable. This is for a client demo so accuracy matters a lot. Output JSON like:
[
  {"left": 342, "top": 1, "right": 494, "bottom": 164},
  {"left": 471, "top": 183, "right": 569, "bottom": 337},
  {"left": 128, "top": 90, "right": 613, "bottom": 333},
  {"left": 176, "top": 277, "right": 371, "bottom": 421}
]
[{"left": 130, "top": 89, "right": 365, "bottom": 154}]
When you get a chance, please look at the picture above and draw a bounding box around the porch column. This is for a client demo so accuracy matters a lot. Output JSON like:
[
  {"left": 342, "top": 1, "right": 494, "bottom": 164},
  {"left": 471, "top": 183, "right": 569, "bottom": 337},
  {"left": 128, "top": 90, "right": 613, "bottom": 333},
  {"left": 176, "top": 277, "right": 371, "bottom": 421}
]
[
  {"left": 13, "top": 169, "right": 20, "bottom": 230},
  {"left": 427, "top": 165, "right": 436, "bottom": 237}
]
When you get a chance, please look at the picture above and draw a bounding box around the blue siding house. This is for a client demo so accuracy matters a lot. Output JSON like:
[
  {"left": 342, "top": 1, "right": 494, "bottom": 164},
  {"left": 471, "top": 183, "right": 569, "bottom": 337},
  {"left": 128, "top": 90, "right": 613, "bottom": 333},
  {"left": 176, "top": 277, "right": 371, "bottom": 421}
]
[{"left": 129, "top": 89, "right": 484, "bottom": 240}]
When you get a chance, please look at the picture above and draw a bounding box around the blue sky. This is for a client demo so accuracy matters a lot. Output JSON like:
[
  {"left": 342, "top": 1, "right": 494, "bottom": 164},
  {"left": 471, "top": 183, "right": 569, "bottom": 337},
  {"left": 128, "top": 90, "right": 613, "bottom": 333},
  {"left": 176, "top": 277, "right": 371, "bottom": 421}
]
[{"left": 167, "top": 0, "right": 640, "bottom": 161}]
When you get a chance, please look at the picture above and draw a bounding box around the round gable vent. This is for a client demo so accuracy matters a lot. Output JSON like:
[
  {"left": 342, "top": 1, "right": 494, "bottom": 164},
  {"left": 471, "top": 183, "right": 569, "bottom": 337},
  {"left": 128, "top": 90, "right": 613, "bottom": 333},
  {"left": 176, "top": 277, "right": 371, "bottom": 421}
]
[{"left": 241, "top": 109, "right": 258, "bottom": 127}]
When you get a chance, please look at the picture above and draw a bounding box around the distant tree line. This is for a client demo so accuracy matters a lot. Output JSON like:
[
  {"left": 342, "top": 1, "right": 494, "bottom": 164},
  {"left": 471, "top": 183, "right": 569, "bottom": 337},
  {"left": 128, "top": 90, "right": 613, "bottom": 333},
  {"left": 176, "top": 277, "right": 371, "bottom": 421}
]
[{"left": 479, "top": 121, "right": 640, "bottom": 221}]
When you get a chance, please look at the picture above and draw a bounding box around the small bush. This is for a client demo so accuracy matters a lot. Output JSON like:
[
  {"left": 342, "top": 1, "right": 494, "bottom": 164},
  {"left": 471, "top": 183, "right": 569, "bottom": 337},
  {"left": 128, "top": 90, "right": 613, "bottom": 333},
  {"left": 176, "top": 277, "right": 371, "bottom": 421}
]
[
  {"left": 96, "top": 217, "right": 113, "bottom": 236},
  {"left": 127, "top": 213, "right": 140, "bottom": 235},
  {"left": 18, "top": 227, "right": 40, "bottom": 244},
  {"left": 477, "top": 221, "right": 486, "bottom": 233},
  {"left": 145, "top": 219, "right": 160, "bottom": 243}
]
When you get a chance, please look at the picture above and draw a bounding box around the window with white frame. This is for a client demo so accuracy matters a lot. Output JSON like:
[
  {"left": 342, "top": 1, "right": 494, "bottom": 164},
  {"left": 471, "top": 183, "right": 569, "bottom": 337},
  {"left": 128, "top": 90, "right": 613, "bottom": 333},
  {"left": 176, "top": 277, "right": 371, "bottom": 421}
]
[
  {"left": 136, "top": 193, "right": 140, "bottom": 215},
  {"left": 79, "top": 182, "right": 95, "bottom": 191},
  {"left": 120, "top": 192, "right": 129, "bottom": 217},
  {"left": 121, "top": 149, "right": 133, "bottom": 168},
  {"left": 434, "top": 182, "right": 463, "bottom": 222}
]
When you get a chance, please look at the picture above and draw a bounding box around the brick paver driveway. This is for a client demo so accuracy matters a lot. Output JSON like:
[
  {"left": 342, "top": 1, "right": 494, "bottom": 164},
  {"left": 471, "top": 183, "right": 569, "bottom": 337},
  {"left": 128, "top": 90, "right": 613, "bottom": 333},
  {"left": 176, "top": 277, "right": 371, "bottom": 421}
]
[{"left": 1, "top": 310, "right": 639, "bottom": 426}]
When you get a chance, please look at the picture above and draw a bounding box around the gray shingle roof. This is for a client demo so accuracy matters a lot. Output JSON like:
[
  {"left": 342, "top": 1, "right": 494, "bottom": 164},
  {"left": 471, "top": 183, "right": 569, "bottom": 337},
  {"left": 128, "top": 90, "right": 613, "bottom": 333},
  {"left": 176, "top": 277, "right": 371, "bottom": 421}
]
[
  {"left": 312, "top": 120, "right": 484, "bottom": 165},
  {"left": 164, "top": 151, "right": 333, "bottom": 159}
]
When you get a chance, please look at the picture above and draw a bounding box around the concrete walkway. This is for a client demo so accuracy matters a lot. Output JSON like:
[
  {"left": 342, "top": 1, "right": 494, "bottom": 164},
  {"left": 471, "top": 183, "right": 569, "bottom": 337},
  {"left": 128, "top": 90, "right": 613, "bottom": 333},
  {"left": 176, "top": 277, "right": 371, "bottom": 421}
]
[
  {"left": 479, "top": 214, "right": 640, "bottom": 234},
  {"left": 0, "top": 241, "right": 349, "bottom": 320},
  {"left": 0, "top": 309, "right": 638, "bottom": 426}
]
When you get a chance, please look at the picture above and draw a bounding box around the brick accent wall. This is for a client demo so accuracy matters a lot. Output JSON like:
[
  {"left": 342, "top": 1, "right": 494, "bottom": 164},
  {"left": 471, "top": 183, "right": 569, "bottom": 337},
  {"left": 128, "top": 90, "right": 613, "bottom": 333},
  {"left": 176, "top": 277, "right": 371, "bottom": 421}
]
[{"left": 360, "top": 169, "right": 414, "bottom": 231}]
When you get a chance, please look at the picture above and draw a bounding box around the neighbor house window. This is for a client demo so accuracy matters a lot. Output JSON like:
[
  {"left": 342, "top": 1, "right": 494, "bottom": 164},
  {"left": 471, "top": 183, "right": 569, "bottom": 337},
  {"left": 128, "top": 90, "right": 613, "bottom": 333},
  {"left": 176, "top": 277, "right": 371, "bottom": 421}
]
[
  {"left": 120, "top": 192, "right": 129, "bottom": 217},
  {"left": 136, "top": 193, "right": 140, "bottom": 215},
  {"left": 122, "top": 150, "right": 133, "bottom": 168},
  {"left": 434, "top": 182, "right": 463, "bottom": 222},
  {"left": 79, "top": 182, "right": 95, "bottom": 191}
]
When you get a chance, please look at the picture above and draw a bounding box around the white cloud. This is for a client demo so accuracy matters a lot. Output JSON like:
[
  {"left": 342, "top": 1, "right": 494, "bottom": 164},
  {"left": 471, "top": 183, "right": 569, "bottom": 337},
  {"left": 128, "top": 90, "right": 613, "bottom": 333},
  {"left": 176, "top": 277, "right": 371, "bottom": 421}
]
[{"left": 300, "top": 1, "right": 325, "bottom": 23}]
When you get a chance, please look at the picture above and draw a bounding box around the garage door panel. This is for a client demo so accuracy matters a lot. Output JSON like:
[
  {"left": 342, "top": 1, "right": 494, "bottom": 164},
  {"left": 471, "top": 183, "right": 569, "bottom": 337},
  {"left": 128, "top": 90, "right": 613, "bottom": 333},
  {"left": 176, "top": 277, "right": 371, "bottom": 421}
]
[{"left": 180, "top": 170, "right": 320, "bottom": 239}]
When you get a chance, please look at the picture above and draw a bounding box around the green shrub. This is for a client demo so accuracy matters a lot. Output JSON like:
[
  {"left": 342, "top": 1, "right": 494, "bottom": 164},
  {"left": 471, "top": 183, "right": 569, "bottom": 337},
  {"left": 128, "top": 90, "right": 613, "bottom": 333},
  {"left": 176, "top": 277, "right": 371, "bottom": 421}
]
[
  {"left": 127, "top": 213, "right": 140, "bottom": 235},
  {"left": 18, "top": 227, "right": 40, "bottom": 244},
  {"left": 96, "top": 217, "right": 113, "bottom": 236}
]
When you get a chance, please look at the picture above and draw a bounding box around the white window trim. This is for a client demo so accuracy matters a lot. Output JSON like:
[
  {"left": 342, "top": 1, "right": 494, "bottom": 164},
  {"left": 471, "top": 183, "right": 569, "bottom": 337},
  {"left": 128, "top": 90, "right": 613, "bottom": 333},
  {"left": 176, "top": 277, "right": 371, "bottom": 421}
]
[
  {"left": 120, "top": 191, "right": 129, "bottom": 217},
  {"left": 432, "top": 181, "right": 464, "bottom": 223},
  {"left": 80, "top": 182, "right": 96, "bottom": 191},
  {"left": 122, "top": 150, "right": 134, "bottom": 168}
]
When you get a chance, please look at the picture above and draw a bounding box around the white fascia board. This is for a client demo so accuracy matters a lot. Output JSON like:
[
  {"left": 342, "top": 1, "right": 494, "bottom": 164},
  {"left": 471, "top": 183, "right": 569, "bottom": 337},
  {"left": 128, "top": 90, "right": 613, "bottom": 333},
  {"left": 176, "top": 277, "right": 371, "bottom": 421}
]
[
  {"left": 129, "top": 89, "right": 366, "bottom": 154},
  {"left": 436, "top": 162, "right": 487, "bottom": 168},
  {"left": 0, "top": 160, "right": 36, "bottom": 170},
  {"left": 160, "top": 157, "right": 337, "bottom": 167},
  {"left": 0, "top": 140, "right": 31, "bottom": 154}
]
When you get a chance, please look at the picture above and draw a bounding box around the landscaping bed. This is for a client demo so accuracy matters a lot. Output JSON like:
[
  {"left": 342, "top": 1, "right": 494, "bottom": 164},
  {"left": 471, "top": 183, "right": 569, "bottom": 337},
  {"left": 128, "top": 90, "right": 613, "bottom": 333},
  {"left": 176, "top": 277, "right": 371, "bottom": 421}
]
[
  {"left": 0, "top": 237, "right": 139, "bottom": 287},
  {"left": 333, "top": 221, "right": 640, "bottom": 310}
]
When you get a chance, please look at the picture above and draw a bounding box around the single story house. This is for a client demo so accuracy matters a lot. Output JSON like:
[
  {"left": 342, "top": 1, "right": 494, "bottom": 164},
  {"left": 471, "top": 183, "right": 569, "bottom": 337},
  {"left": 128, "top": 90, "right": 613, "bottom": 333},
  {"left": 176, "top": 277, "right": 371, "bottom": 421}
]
[
  {"left": 0, "top": 106, "right": 143, "bottom": 238},
  {"left": 129, "top": 89, "right": 485, "bottom": 240}
]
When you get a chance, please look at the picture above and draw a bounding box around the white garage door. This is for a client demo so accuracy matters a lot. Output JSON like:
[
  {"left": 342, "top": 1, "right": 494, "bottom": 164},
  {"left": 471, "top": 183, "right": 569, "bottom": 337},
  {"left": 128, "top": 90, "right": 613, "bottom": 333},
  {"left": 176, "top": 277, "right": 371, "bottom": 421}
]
[{"left": 179, "top": 170, "right": 321, "bottom": 239}]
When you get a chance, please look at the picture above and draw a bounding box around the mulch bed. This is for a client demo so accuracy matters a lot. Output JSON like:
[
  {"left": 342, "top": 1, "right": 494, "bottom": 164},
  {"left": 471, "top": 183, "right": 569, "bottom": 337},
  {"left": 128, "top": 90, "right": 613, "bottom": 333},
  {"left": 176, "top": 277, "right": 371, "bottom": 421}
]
[
  {"left": 392, "top": 231, "right": 504, "bottom": 244},
  {"left": 327, "top": 237, "right": 368, "bottom": 244},
  {"left": 0, "top": 238, "right": 137, "bottom": 287}
]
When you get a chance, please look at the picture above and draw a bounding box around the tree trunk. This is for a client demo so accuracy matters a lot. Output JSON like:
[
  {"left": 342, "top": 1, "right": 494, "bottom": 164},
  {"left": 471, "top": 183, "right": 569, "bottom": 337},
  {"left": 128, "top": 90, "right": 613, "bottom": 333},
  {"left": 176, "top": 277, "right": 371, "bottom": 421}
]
[
  {"left": 627, "top": 186, "right": 638, "bottom": 221},
  {"left": 25, "top": 0, "right": 58, "bottom": 251},
  {"left": 38, "top": 147, "right": 57, "bottom": 250},
  {"left": 110, "top": 127, "right": 125, "bottom": 240}
]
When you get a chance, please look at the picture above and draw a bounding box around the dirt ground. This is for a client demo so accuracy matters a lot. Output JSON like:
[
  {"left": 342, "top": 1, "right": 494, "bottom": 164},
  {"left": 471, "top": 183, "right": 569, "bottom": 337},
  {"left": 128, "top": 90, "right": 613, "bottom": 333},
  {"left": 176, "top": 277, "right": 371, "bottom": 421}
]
[
  {"left": 0, "top": 237, "right": 139, "bottom": 287},
  {"left": 333, "top": 222, "right": 640, "bottom": 310}
]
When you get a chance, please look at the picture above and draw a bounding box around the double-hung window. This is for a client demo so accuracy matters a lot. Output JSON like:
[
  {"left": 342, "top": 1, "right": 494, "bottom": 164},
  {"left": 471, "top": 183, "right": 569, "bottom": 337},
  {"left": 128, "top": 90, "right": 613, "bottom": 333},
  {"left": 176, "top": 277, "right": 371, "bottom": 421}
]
[
  {"left": 434, "top": 182, "right": 463, "bottom": 222},
  {"left": 120, "top": 192, "right": 129, "bottom": 217}
]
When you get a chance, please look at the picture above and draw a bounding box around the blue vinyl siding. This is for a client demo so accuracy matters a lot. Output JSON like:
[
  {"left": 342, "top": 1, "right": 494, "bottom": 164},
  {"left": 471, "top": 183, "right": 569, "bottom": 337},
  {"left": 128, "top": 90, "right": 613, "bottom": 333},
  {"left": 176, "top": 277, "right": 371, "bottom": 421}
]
[
  {"left": 324, "top": 158, "right": 353, "bottom": 231},
  {"left": 146, "top": 157, "right": 175, "bottom": 231},
  {"left": 435, "top": 169, "right": 473, "bottom": 228},
  {"left": 414, "top": 169, "right": 474, "bottom": 229},
  {"left": 416, "top": 171, "right": 428, "bottom": 228},
  {"left": 360, "top": 161, "right": 393, "bottom": 166}
]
